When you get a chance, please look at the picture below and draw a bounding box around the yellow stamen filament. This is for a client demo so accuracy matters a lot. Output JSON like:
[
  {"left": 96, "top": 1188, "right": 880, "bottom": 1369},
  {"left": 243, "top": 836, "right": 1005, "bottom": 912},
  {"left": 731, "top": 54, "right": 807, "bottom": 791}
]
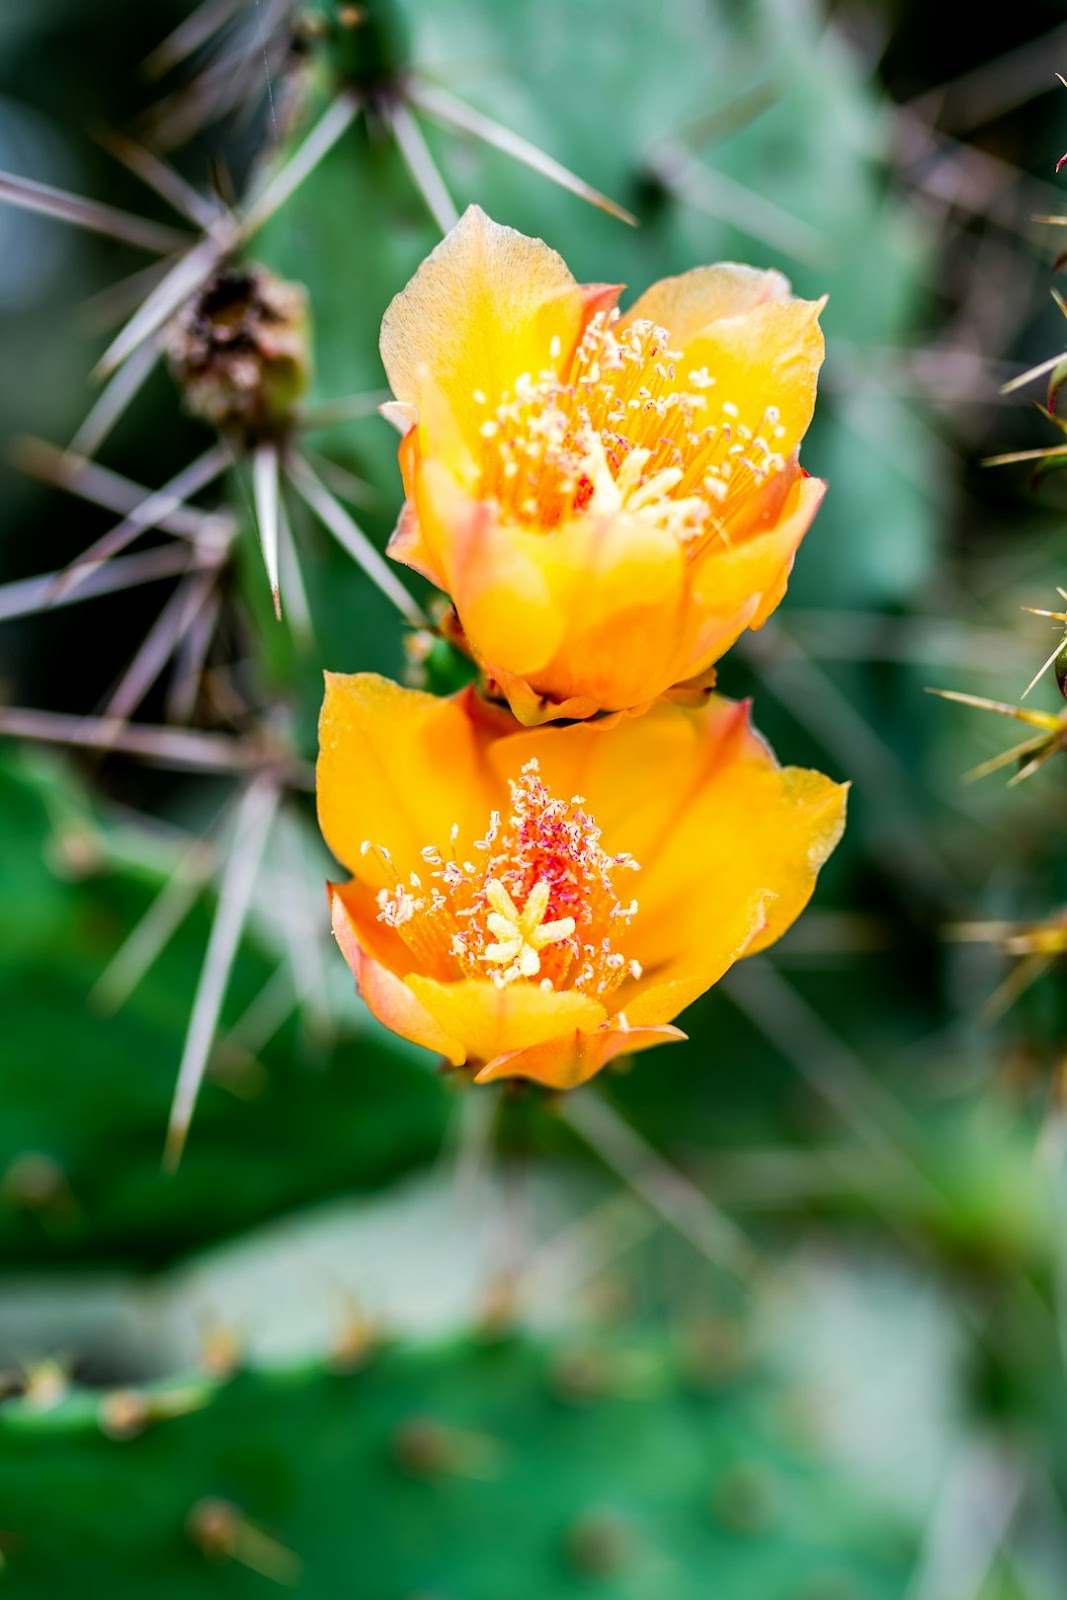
[{"left": 473, "top": 311, "right": 787, "bottom": 548}]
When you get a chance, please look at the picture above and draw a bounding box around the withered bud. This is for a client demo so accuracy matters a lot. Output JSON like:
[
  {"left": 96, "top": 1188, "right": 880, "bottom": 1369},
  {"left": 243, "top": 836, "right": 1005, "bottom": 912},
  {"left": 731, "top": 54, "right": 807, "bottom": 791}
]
[{"left": 165, "top": 262, "right": 310, "bottom": 443}]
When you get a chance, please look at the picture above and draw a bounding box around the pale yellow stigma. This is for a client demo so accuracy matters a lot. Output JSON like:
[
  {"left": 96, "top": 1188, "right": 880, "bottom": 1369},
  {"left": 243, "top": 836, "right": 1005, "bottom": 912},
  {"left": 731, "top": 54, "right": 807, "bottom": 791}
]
[{"left": 481, "top": 878, "right": 577, "bottom": 986}]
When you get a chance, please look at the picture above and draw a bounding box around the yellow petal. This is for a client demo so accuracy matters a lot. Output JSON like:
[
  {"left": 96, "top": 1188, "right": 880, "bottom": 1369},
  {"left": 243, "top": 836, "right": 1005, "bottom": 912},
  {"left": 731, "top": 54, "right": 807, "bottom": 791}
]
[
  {"left": 681, "top": 295, "right": 825, "bottom": 465},
  {"left": 622, "top": 263, "right": 792, "bottom": 344},
  {"left": 407, "top": 975, "right": 606, "bottom": 1064},
  {"left": 679, "top": 471, "right": 827, "bottom": 672},
  {"left": 317, "top": 672, "right": 496, "bottom": 883},
  {"left": 380, "top": 206, "right": 588, "bottom": 452}
]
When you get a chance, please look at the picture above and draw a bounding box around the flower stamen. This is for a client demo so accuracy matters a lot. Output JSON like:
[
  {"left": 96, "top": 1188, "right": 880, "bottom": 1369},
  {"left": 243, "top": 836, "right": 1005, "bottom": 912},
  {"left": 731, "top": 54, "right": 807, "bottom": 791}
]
[
  {"left": 472, "top": 311, "right": 787, "bottom": 546},
  {"left": 374, "top": 761, "right": 640, "bottom": 996}
]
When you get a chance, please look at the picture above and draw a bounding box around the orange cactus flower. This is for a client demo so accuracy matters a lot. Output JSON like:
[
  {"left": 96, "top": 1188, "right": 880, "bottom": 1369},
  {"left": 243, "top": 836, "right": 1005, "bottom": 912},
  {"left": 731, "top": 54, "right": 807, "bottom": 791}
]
[
  {"left": 318, "top": 672, "right": 846, "bottom": 1089},
  {"left": 380, "top": 207, "right": 826, "bottom": 724}
]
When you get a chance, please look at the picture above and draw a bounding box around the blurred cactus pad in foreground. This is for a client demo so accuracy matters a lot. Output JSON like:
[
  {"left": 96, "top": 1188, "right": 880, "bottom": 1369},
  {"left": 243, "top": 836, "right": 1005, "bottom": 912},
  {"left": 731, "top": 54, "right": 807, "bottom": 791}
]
[{"left": 2, "top": 0, "right": 1067, "bottom": 1594}]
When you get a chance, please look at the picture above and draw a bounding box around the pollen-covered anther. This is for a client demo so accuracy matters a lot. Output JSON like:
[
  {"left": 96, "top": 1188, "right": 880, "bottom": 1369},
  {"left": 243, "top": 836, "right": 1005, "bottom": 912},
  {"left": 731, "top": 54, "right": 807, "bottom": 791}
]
[
  {"left": 471, "top": 310, "right": 787, "bottom": 543},
  {"left": 374, "top": 761, "right": 640, "bottom": 1000}
]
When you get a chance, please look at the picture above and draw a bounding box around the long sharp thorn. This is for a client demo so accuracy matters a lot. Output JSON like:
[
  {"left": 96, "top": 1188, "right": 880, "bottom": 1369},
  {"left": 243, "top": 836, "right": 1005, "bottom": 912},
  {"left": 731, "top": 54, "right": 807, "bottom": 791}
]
[
  {"left": 142, "top": 0, "right": 243, "bottom": 78},
  {"left": 906, "top": 22, "right": 1067, "bottom": 134},
  {"left": 53, "top": 442, "right": 232, "bottom": 602},
  {"left": 167, "top": 587, "right": 222, "bottom": 722},
  {"left": 0, "top": 546, "right": 203, "bottom": 624},
  {"left": 724, "top": 956, "right": 931, "bottom": 1193},
  {"left": 927, "top": 686, "right": 1064, "bottom": 728},
  {"left": 1000, "top": 350, "right": 1067, "bottom": 395},
  {"left": 251, "top": 443, "right": 282, "bottom": 619},
  {"left": 747, "top": 629, "right": 957, "bottom": 888},
  {"left": 240, "top": 92, "right": 360, "bottom": 238},
  {"left": 945, "top": 920, "right": 1014, "bottom": 943},
  {"left": 964, "top": 733, "right": 1055, "bottom": 783},
  {"left": 983, "top": 953, "right": 1054, "bottom": 1020},
  {"left": 409, "top": 81, "right": 636, "bottom": 225},
  {"left": 70, "top": 339, "right": 160, "bottom": 459},
  {"left": 81, "top": 259, "right": 170, "bottom": 331},
  {"left": 0, "top": 170, "right": 190, "bottom": 253},
  {"left": 300, "top": 446, "right": 378, "bottom": 509},
  {"left": 102, "top": 572, "right": 215, "bottom": 725},
  {"left": 677, "top": 80, "right": 780, "bottom": 152},
  {"left": 266, "top": 836, "right": 332, "bottom": 1040},
  {"left": 1007, "top": 742, "right": 1065, "bottom": 786},
  {"left": 298, "top": 391, "right": 391, "bottom": 430},
  {"left": 11, "top": 436, "right": 228, "bottom": 541},
  {"left": 227, "top": 960, "right": 300, "bottom": 1057},
  {"left": 0, "top": 707, "right": 276, "bottom": 777},
  {"left": 450, "top": 1085, "right": 498, "bottom": 1214},
  {"left": 164, "top": 777, "right": 279, "bottom": 1172},
  {"left": 95, "top": 231, "right": 232, "bottom": 380},
  {"left": 286, "top": 453, "right": 427, "bottom": 627},
  {"left": 276, "top": 493, "right": 312, "bottom": 642},
  {"left": 97, "top": 129, "right": 224, "bottom": 231},
  {"left": 1021, "top": 636, "right": 1065, "bottom": 699},
  {"left": 647, "top": 137, "right": 824, "bottom": 262},
  {"left": 387, "top": 101, "right": 459, "bottom": 233},
  {"left": 983, "top": 443, "right": 1067, "bottom": 466},
  {"left": 92, "top": 839, "right": 216, "bottom": 1014},
  {"left": 559, "top": 1089, "right": 757, "bottom": 1278}
]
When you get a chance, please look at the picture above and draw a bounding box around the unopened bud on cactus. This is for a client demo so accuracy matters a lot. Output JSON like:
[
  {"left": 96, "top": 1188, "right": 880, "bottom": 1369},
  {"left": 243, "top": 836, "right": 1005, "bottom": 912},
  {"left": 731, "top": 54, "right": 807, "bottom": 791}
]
[
  {"left": 165, "top": 262, "right": 311, "bottom": 444},
  {"left": 1055, "top": 635, "right": 1067, "bottom": 700}
]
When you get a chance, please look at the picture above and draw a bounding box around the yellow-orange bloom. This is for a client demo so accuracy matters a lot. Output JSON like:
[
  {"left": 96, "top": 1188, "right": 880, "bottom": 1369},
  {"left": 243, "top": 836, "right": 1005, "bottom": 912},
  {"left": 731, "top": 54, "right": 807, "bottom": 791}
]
[
  {"left": 318, "top": 673, "right": 846, "bottom": 1089},
  {"left": 380, "top": 207, "right": 826, "bottom": 724}
]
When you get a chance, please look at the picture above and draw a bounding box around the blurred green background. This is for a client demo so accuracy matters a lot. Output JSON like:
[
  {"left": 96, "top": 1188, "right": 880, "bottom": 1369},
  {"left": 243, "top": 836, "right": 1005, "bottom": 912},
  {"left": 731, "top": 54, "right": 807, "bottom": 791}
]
[{"left": 1, "top": 0, "right": 1067, "bottom": 1594}]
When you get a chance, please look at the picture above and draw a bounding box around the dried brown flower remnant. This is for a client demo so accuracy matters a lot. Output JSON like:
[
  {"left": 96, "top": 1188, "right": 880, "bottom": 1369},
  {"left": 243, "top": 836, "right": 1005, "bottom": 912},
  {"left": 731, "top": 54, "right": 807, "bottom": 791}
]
[{"left": 165, "top": 262, "right": 310, "bottom": 442}]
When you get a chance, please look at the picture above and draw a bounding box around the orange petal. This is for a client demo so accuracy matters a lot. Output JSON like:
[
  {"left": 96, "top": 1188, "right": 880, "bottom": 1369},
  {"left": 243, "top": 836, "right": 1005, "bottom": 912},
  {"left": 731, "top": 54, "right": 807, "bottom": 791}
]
[
  {"left": 480, "top": 694, "right": 846, "bottom": 1016},
  {"left": 623, "top": 891, "right": 771, "bottom": 1026},
  {"left": 416, "top": 467, "right": 565, "bottom": 678},
  {"left": 475, "top": 1021, "right": 685, "bottom": 1090},
  {"left": 622, "top": 263, "right": 793, "bottom": 344},
  {"left": 380, "top": 206, "right": 590, "bottom": 453},
  {"left": 482, "top": 695, "right": 716, "bottom": 866},
  {"left": 317, "top": 672, "right": 497, "bottom": 882},
  {"left": 330, "top": 885, "right": 465, "bottom": 1064},
  {"left": 406, "top": 975, "right": 606, "bottom": 1064},
  {"left": 514, "top": 512, "right": 687, "bottom": 711},
  {"left": 457, "top": 508, "right": 687, "bottom": 716},
  {"left": 478, "top": 662, "right": 616, "bottom": 728},
  {"left": 631, "top": 710, "right": 848, "bottom": 972}
]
